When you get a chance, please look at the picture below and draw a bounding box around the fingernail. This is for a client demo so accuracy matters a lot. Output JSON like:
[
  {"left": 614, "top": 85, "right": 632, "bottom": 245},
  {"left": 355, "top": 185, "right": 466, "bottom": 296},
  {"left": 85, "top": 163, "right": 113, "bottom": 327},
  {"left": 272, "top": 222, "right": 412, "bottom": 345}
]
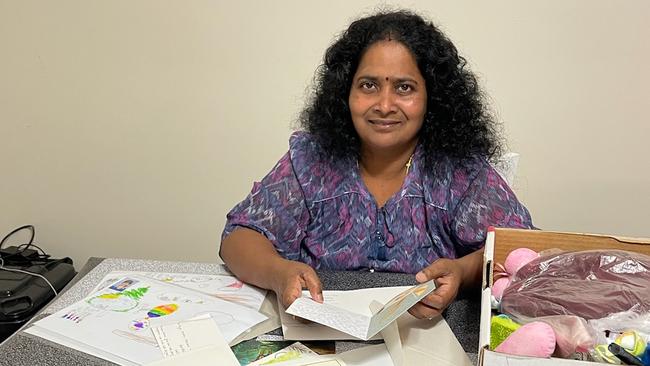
[{"left": 415, "top": 272, "right": 425, "bottom": 282}]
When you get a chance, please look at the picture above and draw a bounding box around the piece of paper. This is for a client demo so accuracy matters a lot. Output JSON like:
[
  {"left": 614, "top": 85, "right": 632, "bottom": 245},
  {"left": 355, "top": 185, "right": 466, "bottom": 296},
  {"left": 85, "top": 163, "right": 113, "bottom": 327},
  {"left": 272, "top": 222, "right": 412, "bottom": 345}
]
[
  {"left": 92, "top": 270, "right": 267, "bottom": 310},
  {"left": 397, "top": 312, "right": 473, "bottom": 366},
  {"left": 27, "top": 274, "right": 267, "bottom": 365},
  {"left": 229, "top": 291, "right": 282, "bottom": 345},
  {"left": 336, "top": 313, "right": 470, "bottom": 366},
  {"left": 151, "top": 315, "right": 222, "bottom": 358},
  {"left": 25, "top": 325, "right": 139, "bottom": 366},
  {"left": 369, "top": 300, "right": 471, "bottom": 366},
  {"left": 258, "top": 357, "right": 347, "bottom": 366},
  {"left": 148, "top": 315, "right": 239, "bottom": 365},
  {"left": 144, "top": 344, "right": 239, "bottom": 366},
  {"left": 370, "top": 301, "right": 403, "bottom": 366},
  {"left": 286, "top": 281, "right": 435, "bottom": 340},
  {"left": 280, "top": 286, "right": 410, "bottom": 341},
  {"left": 277, "top": 344, "right": 393, "bottom": 366},
  {"left": 337, "top": 344, "right": 394, "bottom": 366}
]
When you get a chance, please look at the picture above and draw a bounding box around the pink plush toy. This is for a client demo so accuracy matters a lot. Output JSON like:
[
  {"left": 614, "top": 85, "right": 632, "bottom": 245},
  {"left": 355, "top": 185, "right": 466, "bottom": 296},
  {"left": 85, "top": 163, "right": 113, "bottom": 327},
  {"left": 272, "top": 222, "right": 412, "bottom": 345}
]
[
  {"left": 490, "top": 248, "right": 557, "bottom": 358},
  {"left": 491, "top": 247, "right": 539, "bottom": 308},
  {"left": 495, "top": 321, "right": 557, "bottom": 357}
]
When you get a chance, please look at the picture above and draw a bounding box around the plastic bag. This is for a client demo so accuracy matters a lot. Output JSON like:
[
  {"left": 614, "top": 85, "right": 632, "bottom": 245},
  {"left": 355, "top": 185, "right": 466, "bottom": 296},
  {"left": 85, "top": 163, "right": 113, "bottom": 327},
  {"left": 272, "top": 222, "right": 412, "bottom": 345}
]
[
  {"left": 588, "top": 305, "right": 650, "bottom": 346},
  {"left": 533, "top": 315, "right": 594, "bottom": 358},
  {"left": 500, "top": 249, "right": 650, "bottom": 321}
]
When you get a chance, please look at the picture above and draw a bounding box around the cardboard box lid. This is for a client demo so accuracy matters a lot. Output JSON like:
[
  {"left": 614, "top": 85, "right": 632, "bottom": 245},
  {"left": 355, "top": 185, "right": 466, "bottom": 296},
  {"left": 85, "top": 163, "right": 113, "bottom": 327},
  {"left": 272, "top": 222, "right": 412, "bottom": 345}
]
[{"left": 489, "top": 228, "right": 650, "bottom": 266}]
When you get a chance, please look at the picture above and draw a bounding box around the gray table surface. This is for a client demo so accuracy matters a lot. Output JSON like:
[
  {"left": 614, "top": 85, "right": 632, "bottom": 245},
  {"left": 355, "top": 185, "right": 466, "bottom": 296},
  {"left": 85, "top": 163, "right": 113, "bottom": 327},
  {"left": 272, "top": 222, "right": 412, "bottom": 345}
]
[{"left": 0, "top": 258, "right": 480, "bottom": 365}]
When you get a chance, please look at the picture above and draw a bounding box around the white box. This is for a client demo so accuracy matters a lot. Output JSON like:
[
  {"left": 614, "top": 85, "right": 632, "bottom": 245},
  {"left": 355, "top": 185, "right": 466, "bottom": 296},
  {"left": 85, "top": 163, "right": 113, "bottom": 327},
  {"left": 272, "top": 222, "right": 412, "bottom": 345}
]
[{"left": 478, "top": 228, "right": 650, "bottom": 365}]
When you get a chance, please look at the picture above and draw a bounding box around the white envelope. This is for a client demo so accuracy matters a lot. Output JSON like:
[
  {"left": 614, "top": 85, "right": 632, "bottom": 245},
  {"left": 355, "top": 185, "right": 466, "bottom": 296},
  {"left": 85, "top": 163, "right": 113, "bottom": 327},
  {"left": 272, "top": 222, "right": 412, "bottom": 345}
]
[
  {"left": 370, "top": 300, "right": 473, "bottom": 366},
  {"left": 397, "top": 313, "right": 473, "bottom": 366}
]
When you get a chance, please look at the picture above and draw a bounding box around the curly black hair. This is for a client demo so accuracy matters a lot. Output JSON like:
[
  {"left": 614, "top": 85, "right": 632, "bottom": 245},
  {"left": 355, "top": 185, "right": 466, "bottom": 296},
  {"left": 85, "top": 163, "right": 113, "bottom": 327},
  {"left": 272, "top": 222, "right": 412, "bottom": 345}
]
[{"left": 299, "top": 10, "right": 503, "bottom": 168}]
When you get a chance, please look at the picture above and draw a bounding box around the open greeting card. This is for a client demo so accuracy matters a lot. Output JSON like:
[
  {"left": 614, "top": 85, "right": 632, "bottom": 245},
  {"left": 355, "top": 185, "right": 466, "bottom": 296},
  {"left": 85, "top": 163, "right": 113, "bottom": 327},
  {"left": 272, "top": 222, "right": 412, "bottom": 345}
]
[
  {"left": 280, "top": 286, "right": 411, "bottom": 341},
  {"left": 285, "top": 280, "right": 436, "bottom": 341}
]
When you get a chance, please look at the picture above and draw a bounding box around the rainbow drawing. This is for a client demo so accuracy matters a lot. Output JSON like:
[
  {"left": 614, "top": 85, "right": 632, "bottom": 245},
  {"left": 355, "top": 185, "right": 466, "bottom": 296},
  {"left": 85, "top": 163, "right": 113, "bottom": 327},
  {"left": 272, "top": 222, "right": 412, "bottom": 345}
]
[
  {"left": 129, "top": 304, "right": 179, "bottom": 332},
  {"left": 146, "top": 304, "right": 178, "bottom": 318}
]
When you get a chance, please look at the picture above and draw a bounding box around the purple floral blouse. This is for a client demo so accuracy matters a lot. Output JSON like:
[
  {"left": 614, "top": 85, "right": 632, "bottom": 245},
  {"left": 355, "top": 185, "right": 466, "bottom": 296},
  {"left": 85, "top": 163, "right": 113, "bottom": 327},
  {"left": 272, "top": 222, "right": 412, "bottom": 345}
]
[{"left": 222, "top": 132, "right": 533, "bottom": 274}]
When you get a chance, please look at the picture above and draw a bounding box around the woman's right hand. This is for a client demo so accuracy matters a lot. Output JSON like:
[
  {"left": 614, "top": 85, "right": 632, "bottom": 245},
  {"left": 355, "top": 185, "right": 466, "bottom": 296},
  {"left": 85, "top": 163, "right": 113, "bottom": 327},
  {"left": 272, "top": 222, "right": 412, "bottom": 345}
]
[{"left": 272, "top": 259, "right": 323, "bottom": 309}]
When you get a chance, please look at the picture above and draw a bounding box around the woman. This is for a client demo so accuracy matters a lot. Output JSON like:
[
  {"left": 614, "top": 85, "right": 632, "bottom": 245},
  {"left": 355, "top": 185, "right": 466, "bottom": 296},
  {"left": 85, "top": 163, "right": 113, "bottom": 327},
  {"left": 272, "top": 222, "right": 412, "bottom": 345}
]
[{"left": 220, "top": 10, "right": 533, "bottom": 320}]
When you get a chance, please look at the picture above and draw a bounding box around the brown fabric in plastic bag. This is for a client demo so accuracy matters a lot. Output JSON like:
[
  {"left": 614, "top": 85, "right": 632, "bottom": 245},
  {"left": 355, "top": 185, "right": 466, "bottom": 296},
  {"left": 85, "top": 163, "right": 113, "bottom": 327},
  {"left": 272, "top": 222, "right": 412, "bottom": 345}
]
[{"left": 500, "top": 250, "right": 650, "bottom": 320}]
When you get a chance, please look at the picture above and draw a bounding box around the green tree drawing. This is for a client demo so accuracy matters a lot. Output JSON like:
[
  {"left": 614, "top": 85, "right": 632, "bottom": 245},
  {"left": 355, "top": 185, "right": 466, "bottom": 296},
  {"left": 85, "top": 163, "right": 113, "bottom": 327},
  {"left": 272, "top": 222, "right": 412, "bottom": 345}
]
[{"left": 121, "top": 287, "right": 149, "bottom": 301}]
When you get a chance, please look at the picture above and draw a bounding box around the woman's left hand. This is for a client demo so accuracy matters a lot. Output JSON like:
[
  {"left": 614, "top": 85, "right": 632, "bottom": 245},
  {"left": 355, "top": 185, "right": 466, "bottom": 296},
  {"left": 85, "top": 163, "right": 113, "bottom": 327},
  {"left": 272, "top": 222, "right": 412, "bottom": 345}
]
[{"left": 408, "top": 258, "right": 464, "bottom": 319}]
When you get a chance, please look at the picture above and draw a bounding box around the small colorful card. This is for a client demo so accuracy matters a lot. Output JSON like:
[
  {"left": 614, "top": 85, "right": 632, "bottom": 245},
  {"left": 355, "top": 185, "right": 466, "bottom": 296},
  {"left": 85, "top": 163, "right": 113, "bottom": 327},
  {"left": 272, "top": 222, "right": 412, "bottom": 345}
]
[{"left": 231, "top": 339, "right": 335, "bottom": 365}]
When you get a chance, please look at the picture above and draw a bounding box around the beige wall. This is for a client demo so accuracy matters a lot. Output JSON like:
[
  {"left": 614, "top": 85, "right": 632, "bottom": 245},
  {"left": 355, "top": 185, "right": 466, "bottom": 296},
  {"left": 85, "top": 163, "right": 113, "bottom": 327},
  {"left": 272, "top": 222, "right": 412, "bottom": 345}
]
[{"left": 1, "top": 1, "right": 648, "bottom": 269}]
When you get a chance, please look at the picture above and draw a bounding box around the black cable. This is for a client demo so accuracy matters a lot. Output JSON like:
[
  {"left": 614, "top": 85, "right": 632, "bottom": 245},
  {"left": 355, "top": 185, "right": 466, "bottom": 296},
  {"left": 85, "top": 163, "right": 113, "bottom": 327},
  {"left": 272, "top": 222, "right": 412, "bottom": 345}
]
[
  {"left": 0, "top": 225, "right": 61, "bottom": 297},
  {"left": 0, "top": 226, "right": 66, "bottom": 267},
  {"left": 0, "top": 225, "right": 35, "bottom": 251},
  {"left": 0, "top": 226, "right": 55, "bottom": 264},
  {"left": 16, "top": 242, "right": 51, "bottom": 260},
  {"left": 0, "top": 226, "right": 54, "bottom": 266}
]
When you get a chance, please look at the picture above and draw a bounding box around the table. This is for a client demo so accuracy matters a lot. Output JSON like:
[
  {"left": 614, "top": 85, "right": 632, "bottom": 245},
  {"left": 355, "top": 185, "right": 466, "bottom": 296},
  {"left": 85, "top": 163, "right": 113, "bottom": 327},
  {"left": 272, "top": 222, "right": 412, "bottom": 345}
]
[{"left": 0, "top": 257, "right": 480, "bottom": 366}]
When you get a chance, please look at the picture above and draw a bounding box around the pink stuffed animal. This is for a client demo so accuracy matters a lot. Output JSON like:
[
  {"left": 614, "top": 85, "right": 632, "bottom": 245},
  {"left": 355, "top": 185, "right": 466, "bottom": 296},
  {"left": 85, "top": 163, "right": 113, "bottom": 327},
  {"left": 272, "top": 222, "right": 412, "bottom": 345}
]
[
  {"left": 495, "top": 321, "right": 557, "bottom": 357},
  {"left": 491, "top": 247, "right": 539, "bottom": 308},
  {"left": 490, "top": 248, "right": 556, "bottom": 358}
]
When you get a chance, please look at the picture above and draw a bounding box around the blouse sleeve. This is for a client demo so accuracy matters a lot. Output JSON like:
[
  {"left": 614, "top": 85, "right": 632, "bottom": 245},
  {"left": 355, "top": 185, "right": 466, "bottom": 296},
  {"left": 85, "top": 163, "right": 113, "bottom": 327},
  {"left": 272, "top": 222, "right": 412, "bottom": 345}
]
[
  {"left": 450, "top": 161, "right": 534, "bottom": 255},
  {"left": 221, "top": 152, "right": 309, "bottom": 261}
]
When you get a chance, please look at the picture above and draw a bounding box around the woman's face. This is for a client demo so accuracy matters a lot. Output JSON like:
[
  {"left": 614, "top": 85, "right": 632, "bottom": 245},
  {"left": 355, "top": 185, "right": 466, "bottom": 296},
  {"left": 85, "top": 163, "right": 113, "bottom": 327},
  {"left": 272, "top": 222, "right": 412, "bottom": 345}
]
[{"left": 348, "top": 40, "right": 427, "bottom": 154}]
